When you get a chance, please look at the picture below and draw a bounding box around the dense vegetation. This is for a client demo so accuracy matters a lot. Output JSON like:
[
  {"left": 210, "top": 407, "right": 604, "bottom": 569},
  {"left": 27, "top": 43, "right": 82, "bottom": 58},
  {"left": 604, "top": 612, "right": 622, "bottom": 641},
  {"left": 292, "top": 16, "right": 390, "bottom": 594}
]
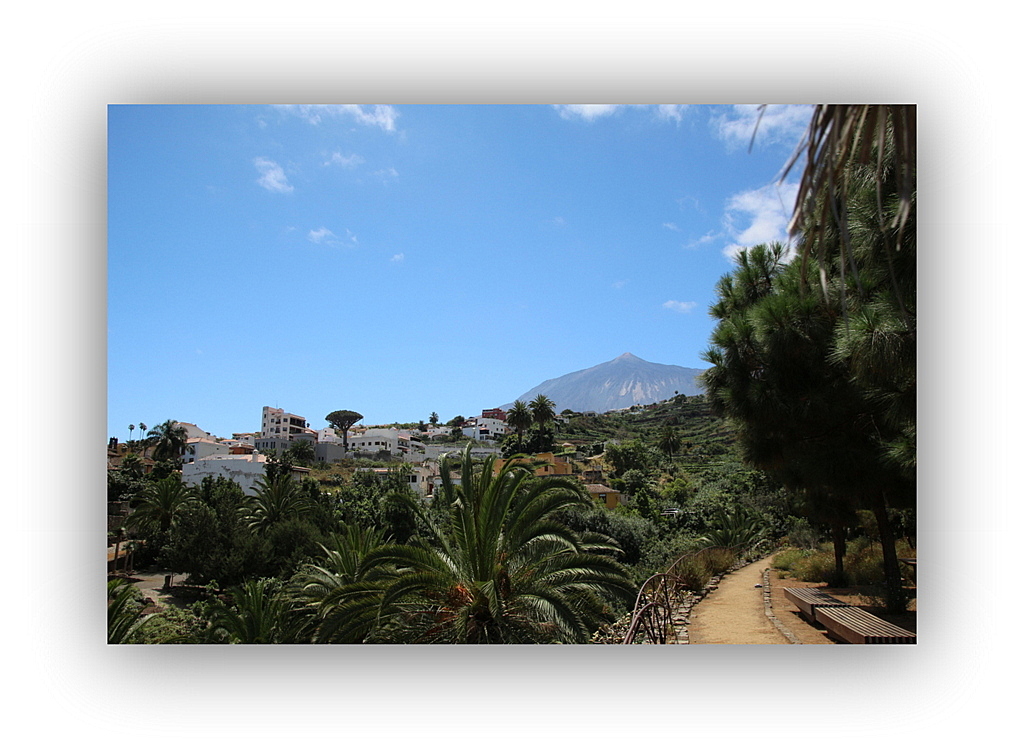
[{"left": 107, "top": 396, "right": 807, "bottom": 643}]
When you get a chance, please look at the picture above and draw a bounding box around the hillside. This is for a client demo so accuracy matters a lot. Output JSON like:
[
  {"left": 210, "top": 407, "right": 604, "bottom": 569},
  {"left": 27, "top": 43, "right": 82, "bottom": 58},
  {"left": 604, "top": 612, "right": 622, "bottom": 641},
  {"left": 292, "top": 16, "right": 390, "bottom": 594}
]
[{"left": 552, "top": 393, "right": 736, "bottom": 452}]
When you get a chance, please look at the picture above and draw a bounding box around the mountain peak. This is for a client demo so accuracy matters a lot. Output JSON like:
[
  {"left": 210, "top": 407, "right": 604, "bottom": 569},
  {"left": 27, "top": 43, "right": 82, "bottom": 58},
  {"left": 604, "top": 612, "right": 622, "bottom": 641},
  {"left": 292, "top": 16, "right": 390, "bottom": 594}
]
[{"left": 505, "top": 354, "right": 705, "bottom": 413}]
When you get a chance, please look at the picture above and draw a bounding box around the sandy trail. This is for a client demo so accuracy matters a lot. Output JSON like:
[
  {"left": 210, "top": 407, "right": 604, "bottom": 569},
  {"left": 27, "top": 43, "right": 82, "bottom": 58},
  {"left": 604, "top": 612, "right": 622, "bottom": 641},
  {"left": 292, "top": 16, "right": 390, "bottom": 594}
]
[{"left": 686, "top": 555, "right": 784, "bottom": 644}]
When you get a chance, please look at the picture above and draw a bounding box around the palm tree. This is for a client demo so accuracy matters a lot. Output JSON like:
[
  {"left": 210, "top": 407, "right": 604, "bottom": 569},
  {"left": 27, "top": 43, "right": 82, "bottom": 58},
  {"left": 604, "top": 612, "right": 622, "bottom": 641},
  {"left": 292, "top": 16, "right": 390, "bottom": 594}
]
[
  {"left": 146, "top": 419, "right": 188, "bottom": 462},
  {"left": 361, "top": 445, "right": 635, "bottom": 643},
  {"left": 656, "top": 425, "right": 681, "bottom": 462},
  {"left": 429, "top": 412, "right": 439, "bottom": 426},
  {"left": 783, "top": 105, "right": 915, "bottom": 292},
  {"left": 291, "top": 524, "right": 396, "bottom": 643},
  {"left": 505, "top": 400, "right": 532, "bottom": 446},
  {"left": 128, "top": 424, "right": 135, "bottom": 446},
  {"left": 528, "top": 394, "right": 556, "bottom": 433},
  {"left": 108, "top": 579, "right": 154, "bottom": 643},
  {"left": 241, "top": 473, "right": 312, "bottom": 535},
  {"left": 206, "top": 579, "right": 302, "bottom": 643},
  {"left": 120, "top": 454, "right": 143, "bottom": 478},
  {"left": 127, "top": 474, "right": 196, "bottom": 533},
  {"left": 288, "top": 439, "right": 315, "bottom": 466},
  {"left": 137, "top": 422, "right": 148, "bottom": 455}
]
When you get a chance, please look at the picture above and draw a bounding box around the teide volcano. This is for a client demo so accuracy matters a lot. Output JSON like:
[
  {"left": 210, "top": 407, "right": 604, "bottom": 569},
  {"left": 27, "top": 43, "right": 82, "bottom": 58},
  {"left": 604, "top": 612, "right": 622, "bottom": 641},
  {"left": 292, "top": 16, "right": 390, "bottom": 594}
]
[{"left": 506, "top": 353, "right": 705, "bottom": 414}]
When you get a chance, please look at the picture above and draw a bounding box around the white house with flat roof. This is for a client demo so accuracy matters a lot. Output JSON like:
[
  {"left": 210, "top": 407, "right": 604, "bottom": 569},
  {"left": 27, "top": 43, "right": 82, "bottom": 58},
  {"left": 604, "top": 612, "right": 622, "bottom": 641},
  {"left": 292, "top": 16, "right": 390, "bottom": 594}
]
[
  {"left": 347, "top": 428, "right": 427, "bottom": 458},
  {"left": 182, "top": 437, "right": 234, "bottom": 465},
  {"left": 181, "top": 452, "right": 308, "bottom": 495},
  {"left": 460, "top": 416, "right": 507, "bottom": 443}
]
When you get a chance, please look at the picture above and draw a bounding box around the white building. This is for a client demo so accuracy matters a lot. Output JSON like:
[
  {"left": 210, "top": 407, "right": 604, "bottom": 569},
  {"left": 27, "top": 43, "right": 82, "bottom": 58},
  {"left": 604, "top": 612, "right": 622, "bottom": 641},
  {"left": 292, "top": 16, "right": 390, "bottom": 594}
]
[
  {"left": 347, "top": 427, "right": 427, "bottom": 458},
  {"left": 357, "top": 461, "right": 438, "bottom": 497},
  {"left": 421, "top": 444, "right": 496, "bottom": 461},
  {"left": 460, "top": 416, "right": 507, "bottom": 443},
  {"left": 182, "top": 437, "right": 234, "bottom": 465},
  {"left": 261, "top": 406, "right": 309, "bottom": 440},
  {"left": 317, "top": 427, "right": 343, "bottom": 444},
  {"left": 181, "top": 452, "right": 308, "bottom": 495}
]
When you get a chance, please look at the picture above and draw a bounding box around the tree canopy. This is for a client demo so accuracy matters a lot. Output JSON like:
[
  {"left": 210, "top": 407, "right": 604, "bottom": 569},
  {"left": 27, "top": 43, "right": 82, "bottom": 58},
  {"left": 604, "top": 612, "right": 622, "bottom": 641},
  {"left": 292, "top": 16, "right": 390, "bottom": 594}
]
[
  {"left": 702, "top": 108, "right": 915, "bottom": 596},
  {"left": 325, "top": 410, "right": 363, "bottom": 451}
]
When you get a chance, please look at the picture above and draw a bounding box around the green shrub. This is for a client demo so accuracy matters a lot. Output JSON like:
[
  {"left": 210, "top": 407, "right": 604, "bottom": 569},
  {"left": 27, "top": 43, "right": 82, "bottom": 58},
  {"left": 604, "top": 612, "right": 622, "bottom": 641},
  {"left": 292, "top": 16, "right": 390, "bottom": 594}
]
[
  {"left": 785, "top": 518, "right": 821, "bottom": 549},
  {"left": 132, "top": 605, "right": 209, "bottom": 644},
  {"left": 772, "top": 539, "right": 916, "bottom": 600},
  {"left": 666, "top": 546, "right": 736, "bottom": 591},
  {"left": 772, "top": 547, "right": 812, "bottom": 573},
  {"left": 790, "top": 547, "right": 838, "bottom": 583},
  {"left": 843, "top": 538, "right": 886, "bottom": 585}
]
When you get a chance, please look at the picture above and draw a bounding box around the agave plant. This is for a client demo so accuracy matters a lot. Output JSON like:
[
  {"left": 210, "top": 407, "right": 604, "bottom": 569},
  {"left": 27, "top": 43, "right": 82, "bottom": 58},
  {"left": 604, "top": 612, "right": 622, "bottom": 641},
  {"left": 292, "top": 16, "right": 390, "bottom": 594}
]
[{"left": 696, "top": 509, "right": 767, "bottom": 550}]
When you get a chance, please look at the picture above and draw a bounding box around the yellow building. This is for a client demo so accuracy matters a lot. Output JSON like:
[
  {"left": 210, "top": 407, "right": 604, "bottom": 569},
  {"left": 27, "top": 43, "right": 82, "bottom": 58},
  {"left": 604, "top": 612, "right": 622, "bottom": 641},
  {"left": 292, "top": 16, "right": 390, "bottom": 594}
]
[
  {"left": 493, "top": 453, "right": 621, "bottom": 509},
  {"left": 585, "top": 484, "right": 621, "bottom": 509}
]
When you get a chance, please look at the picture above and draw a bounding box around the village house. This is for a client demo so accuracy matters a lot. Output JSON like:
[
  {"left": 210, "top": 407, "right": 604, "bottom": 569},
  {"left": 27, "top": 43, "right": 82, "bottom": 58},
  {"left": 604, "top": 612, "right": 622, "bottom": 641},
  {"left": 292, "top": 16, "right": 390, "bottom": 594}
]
[
  {"left": 346, "top": 427, "right": 428, "bottom": 458},
  {"left": 181, "top": 451, "right": 309, "bottom": 495},
  {"left": 459, "top": 415, "right": 507, "bottom": 443}
]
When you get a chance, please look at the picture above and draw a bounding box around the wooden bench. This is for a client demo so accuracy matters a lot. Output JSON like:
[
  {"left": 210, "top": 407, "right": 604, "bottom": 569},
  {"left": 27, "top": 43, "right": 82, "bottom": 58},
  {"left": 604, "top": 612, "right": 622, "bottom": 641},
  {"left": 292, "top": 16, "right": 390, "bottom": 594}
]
[
  {"left": 783, "top": 587, "right": 849, "bottom": 622},
  {"left": 899, "top": 558, "right": 917, "bottom": 585},
  {"left": 814, "top": 606, "right": 916, "bottom": 644}
]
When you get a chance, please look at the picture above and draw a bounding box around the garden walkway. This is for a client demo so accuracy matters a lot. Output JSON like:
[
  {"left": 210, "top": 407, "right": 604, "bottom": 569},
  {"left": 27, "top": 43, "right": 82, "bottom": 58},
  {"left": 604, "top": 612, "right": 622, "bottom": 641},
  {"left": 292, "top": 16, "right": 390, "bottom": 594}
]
[{"left": 685, "top": 554, "right": 837, "bottom": 644}]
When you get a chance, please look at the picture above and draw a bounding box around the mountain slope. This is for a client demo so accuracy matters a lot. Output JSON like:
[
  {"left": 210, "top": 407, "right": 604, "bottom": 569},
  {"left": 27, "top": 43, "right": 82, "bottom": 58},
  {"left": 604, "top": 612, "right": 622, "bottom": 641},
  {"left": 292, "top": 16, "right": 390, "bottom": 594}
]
[{"left": 506, "top": 353, "right": 705, "bottom": 414}]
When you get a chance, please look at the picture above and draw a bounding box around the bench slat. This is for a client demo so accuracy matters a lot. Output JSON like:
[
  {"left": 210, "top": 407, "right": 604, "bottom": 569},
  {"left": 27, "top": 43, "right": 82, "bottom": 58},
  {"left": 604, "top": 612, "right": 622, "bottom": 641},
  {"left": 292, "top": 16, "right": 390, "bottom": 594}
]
[
  {"left": 783, "top": 587, "right": 849, "bottom": 620},
  {"left": 815, "top": 606, "right": 916, "bottom": 644}
]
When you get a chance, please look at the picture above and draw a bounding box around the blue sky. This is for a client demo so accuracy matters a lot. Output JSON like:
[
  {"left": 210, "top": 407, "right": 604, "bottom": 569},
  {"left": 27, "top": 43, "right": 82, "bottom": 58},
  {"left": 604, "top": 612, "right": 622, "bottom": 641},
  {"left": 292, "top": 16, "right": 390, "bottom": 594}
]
[{"left": 107, "top": 104, "right": 812, "bottom": 439}]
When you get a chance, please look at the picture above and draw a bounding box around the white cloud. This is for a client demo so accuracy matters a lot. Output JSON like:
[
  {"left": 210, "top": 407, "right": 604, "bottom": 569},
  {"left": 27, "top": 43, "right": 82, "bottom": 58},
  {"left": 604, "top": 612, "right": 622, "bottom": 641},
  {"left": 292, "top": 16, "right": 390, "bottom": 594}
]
[
  {"left": 657, "top": 104, "right": 688, "bottom": 123},
  {"left": 612, "top": 280, "right": 628, "bottom": 289},
  {"left": 374, "top": 167, "right": 399, "bottom": 184},
  {"left": 663, "top": 300, "right": 698, "bottom": 313},
  {"left": 712, "top": 104, "right": 813, "bottom": 151},
  {"left": 720, "top": 181, "right": 799, "bottom": 261},
  {"left": 663, "top": 222, "right": 680, "bottom": 232},
  {"left": 275, "top": 104, "right": 399, "bottom": 131},
  {"left": 308, "top": 227, "right": 337, "bottom": 244},
  {"left": 308, "top": 227, "right": 357, "bottom": 248},
  {"left": 690, "top": 230, "right": 720, "bottom": 247},
  {"left": 553, "top": 104, "right": 689, "bottom": 123},
  {"left": 253, "top": 157, "right": 293, "bottom": 193},
  {"left": 325, "top": 152, "right": 364, "bottom": 168},
  {"left": 553, "top": 104, "right": 623, "bottom": 120},
  {"left": 390, "top": 253, "right": 405, "bottom": 263},
  {"left": 676, "top": 196, "right": 702, "bottom": 214}
]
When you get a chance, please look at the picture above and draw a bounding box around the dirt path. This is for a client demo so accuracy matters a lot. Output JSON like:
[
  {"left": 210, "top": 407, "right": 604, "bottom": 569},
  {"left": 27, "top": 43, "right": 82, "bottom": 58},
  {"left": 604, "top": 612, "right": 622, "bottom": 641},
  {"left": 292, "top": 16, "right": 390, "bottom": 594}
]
[
  {"left": 111, "top": 570, "right": 194, "bottom": 611},
  {"left": 687, "top": 555, "right": 786, "bottom": 644},
  {"left": 687, "top": 554, "right": 848, "bottom": 644}
]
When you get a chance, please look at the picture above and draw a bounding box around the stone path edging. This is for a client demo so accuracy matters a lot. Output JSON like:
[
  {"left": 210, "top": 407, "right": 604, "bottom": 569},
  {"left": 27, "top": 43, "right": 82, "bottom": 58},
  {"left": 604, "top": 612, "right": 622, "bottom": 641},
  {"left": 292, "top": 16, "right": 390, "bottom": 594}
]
[{"left": 762, "top": 567, "right": 801, "bottom": 644}]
